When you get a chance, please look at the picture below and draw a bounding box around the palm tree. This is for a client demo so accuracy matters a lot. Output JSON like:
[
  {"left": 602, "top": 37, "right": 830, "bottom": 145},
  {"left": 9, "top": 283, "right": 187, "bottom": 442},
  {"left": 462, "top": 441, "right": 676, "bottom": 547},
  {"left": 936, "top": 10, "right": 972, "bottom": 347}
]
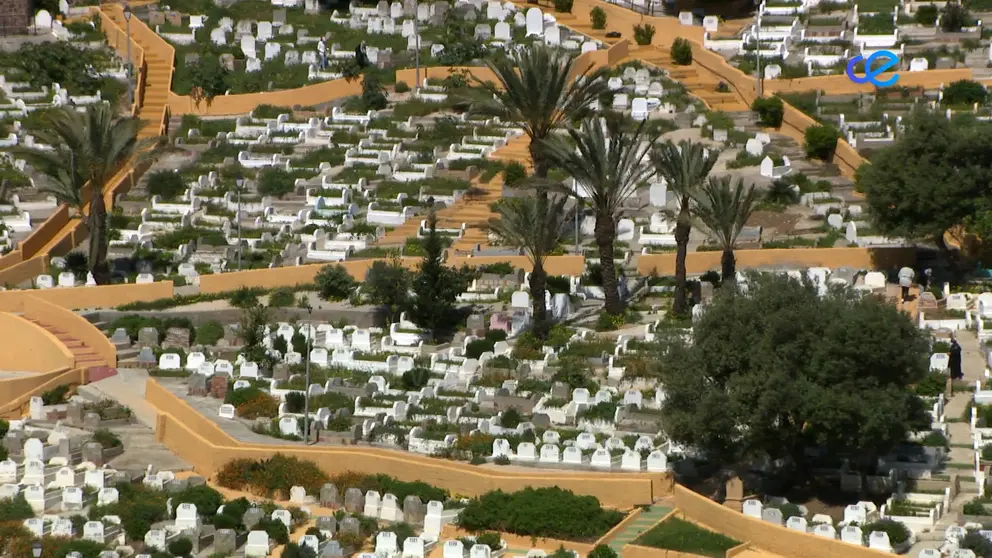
[
  {"left": 12, "top": 105, "right": 140, "bottom": 284},
  {"left": 488, "top": 195, "right": 570, "bottom": 338},
  {"left": 541, "top": 117, "right": 657, "bottom": 315},
  {"left": 651, "top": 140, "right": 720, "bottom": 315},
  {"left": 471, "top": 44, "right": 609, "bottom": 180},
  {"left": 692, "top": 176, "right": 760, "bottom": 284}
]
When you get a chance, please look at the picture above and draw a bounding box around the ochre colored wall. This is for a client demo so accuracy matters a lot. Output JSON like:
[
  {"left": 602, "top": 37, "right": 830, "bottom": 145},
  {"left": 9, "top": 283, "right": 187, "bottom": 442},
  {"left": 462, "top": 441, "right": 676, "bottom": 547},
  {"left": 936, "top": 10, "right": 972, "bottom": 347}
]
[
  {"left": 673, "top": 485, "right": 893, "bottom": 558},
  {"left": 0, "top": 313, "right": 74, "bottom": 372},
  {"left": 168, "top": 78, "right": 365, "bottom": 117},
  {"left": 21, "top": 296, "right": 117, "bottom": 366},
  {"left": 0, "top": 255, "right": 48, "bottom": 288},
  {"left": 147, "top": 380, "right": 673, "bottom": 508},
  {"left": 762, "top": 69, "right": 974, "bottom": 96},
  {"left": 637, "top": 247, "right": 917, "bottom": 276},
  {"left": 0, "top": 281, "right": 174, "bottom": 313},
  {"left": 0, "top": 367, "right": 84, "bottom": 419}
]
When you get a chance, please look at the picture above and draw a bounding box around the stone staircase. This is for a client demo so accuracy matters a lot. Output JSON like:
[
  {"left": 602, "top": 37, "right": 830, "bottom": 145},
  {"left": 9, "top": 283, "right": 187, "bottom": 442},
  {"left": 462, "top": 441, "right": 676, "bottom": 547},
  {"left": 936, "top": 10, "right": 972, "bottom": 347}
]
[
  {"left": 625, "top": 45, "right": 750, "bottom": 113},
  {"left": 604, "top": 503, "right": 673, "bottom": 552},
  {"left": 25, "top": 318, "right": 118, "bottom": 380},
  {"left": 101, "top": 6, "right": 172, "bottom": 139}
]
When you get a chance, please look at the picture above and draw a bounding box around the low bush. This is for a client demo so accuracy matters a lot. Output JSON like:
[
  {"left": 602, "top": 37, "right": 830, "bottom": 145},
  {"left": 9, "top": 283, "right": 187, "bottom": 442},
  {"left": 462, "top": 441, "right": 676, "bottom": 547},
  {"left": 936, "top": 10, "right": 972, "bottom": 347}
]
[
  {"left": 588, "top": 545, "right": 618, "bottom": 558},
  {"left": 751, "top": 96, "right": 784, "bottom": 128},
  {"left": 88, "top": 482, "right": 168, "bottom": 541},
  {"left": 634, "top": 517, "right": 740, "bottom": 557},
  {"left": 315, "top": 264, "right": 358, "bottom": 301},
  {"left": 962, "top": 531, "right": 992, "bottom": 557},
  {"left": 861, "top": 519, "right": 909, "bottom": 546},
  {"left": 172, "top": 484, "right": 225, "bottom": 517},
  {"left": 0, "top": 493, "right": 34, "bottom": 522},
  {"left": 670, "top": 37, "right": 692, "bottom": 65},
  {"left": 590, "top": 6, "right": 607, "bottom": 29},
  {"left": 236, "top": 394, "right": 279, "bottom": 419},
  {"left": 394, "top": 81, "right": 411, "bottom": 93},
  {"left": 553, "top": 0, "right": 573, "bottom": 12},
  {"left": 146, "top": 170, "right": 186, "bottom": 200},
  {"left": 41, "top": 384, "right": 72, "bottom": 405},
  {"left": 268, "top": 287, "right": 296, "bottom": 307},
  {"left": 457, "top": 487, "right": 624, "bottom": 540},
  {"left": 168, "top": 538, "right": 193, "bottom": 557},
  {"left": 91, "top": 428, "right": 122, "bottom": 449},
  {"left": 229, "top": 286, "right": 259, "bottom": 309},
  {"left": 804, "top": 124, "right": 839, "bottom": 160},
  {"left": 216, "top": 454, "right": 330, "bottom": 498},
  {"left": 634, "top": 24, "right": 656, "bottom": 46},
  {"left": 195, "top": 321, "right": 225, "bottom": 345},
  {"left": 257, "top": 167, "right": 296, "bottom": 198},
  {"left": 328, "top": 472, "right": 449, "bottom": 503}
]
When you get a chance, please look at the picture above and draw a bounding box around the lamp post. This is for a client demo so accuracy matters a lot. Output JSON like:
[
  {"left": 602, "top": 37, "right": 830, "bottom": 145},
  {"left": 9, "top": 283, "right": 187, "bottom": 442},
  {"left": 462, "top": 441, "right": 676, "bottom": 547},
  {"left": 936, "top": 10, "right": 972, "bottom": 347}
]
[
  {"left": 302, "top": 300, "right": 313, "bottom": 444},
  {"left": 414, "top": 3, "right": 421, "bottom": 91},
  {"left": 122, "top": 4, "right": 133, "bottom": 107},
  {"left": 755, "top": 16, "right": 763, "bottom": 97},
  {"left": 236, "top": 178, "right": 244, "bottom": 270},
  {"left": 32, "top": 542, "right": 42, "bottom": 558}
]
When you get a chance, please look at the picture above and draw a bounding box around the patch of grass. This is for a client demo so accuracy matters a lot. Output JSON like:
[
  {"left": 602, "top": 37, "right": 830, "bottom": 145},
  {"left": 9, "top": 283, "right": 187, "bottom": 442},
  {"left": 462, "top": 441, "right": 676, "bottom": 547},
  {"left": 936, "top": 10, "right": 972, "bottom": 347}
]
[{"left": 635, "top": 517, "right": 740, "bottom": 557}]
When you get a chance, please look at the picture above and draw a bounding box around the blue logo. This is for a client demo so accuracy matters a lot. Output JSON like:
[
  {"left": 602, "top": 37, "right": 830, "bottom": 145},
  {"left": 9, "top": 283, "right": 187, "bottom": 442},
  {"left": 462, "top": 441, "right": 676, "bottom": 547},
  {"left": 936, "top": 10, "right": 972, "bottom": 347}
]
[{"left": 846, "top": 50, "right": 900, "bottom": 87}]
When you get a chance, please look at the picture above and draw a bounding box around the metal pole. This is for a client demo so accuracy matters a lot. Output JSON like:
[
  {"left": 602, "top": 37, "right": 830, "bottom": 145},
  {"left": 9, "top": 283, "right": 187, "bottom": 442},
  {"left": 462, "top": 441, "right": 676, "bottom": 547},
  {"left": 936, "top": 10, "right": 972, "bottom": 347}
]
[
  {"left": 303, "top": 306, "right": 312, "bottom": 444},
  {"left": 123, "top": 5, "right": 134, "bottom": 107},
  {"left": 574, "top": 200, "right": 579, "bottom": 252},
  {"left": 414, "top": 4, "right": 421, "bottom": 90}
]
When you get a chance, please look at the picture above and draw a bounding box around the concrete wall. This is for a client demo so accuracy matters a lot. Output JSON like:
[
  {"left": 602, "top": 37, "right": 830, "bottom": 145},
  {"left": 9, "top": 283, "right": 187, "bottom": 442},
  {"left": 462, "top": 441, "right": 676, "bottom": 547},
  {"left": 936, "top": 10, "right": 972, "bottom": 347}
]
[
  {"left": 0, "top": 313, "right": 74, "bottom": 372},
  {"left": 673, "top": 485, "right": 892, "bottom": 558},
  {"left": 637, "top": 246, "right": 917, "bottom": 275},
  {"left": 168, "top": 78, "right": 365, "bottom": 117},
  {"left": 146, "top": 380, "right": 674, "bottom": 508}
]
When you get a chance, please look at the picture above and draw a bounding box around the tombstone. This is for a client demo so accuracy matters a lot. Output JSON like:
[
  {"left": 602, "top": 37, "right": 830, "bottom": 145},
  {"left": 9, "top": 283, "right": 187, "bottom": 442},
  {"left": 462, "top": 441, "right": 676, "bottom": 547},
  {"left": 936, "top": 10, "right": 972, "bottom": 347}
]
[
  {"left": 345, "top": 487, "right": 364, "bottom": 513},
  {"left": 214, "top": 529, "right": 237, "bottom": 554},
  {"left": 868, "top": 531, "right": 892, "bottom": 552},
  {"left": 909, "top": 57, "right": 929, "bottom": 72},
  {"left": 742, "top": 499, "right": 763, "bottom": 519},
  {"left": 761, "top": 507, "right": 784, "bottom": 526},
  {"left": 246, "top": 531, "right": 270, "bottom": 558},
  {"left": 679, "top": 11, "right": 693, "bottom": 25},
  {"left": 241, "top": 35, "right": 257, "bottom": 58},
  {"left": 474, "top": 23, "right": 492, "bottom": 41},
  {"left": 320, "top": 483, "right": 339, "bottom": 506},
  {"left": 138, "top": 327, "right": 159, "bottom": 347},
  {"left": 246, "top": 58, "right": 262, "bottom": 72},
  {"left": 525, "top": 7, "right": 542, "bottom": 36},
  {"left": 340, "top": 516, "right": 361, "bottom": 535},
  {"left": 220, "top": 54, "right": 236, "bottom": 72},
  {"left": 272, "top": 509, "right": 292, "bottom": 528},
  {"left": 264, "top": 42, "right": 282, "bottom": 60},
  {"left": 403, "top": 495, "right": 425, "bottom": 524},
  {"left": 34, "top": 9, "right": 52, "bottom": 28},
  {"left": 840, "top": 525, "right": 863, "bottom": 545},
  {"left": 745, "top": 138, "right": 764, "bottom": 157},
  {"left": 285, "top": 49, "right": 300, "bottom": 65},
  {"left": 764, "top": 65, "right": 782, "bottom": 80},
  {"left": 243, "top": 507, "right": 265, "bottom": 530},
  {"left": 813, "top": 524, "right": 836, "bottom": 539},
  {"left": 257, "top": 21, "right": 273, "bottom": 41}
]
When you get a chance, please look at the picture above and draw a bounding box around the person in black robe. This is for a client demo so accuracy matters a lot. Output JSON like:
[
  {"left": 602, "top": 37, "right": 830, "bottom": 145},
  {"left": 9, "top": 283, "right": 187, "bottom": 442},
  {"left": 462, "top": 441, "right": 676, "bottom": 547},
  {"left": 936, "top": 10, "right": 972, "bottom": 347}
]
[{"left": 950, "top": 337, "right": 963, "bottom": 380}]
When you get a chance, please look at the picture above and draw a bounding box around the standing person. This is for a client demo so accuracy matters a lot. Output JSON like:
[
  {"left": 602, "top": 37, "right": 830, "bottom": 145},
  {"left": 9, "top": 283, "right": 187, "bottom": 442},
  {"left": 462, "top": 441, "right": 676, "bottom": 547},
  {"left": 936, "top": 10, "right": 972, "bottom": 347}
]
[
  {"left": 317, "top": 36, "right": 327, "bottom": 70},
  {"left": 949, "top": 336, "right": 963, "bottom": 380},
  {"left": 898, "top": 267, "right": 915, "bottom": 303}
]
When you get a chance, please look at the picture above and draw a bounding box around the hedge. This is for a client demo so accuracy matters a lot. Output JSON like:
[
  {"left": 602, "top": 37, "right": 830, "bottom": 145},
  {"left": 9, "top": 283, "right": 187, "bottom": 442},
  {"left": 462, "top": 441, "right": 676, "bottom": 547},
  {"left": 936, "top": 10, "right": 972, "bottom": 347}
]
[
  {"left": 328, "top": 472, "right": 449, "bottom": 504},
  {"left": 216, "top": 454, "right": 330, "bottom": 498},
  {"left": 457, "top": 487, "right": 624, "bottom": 541}
]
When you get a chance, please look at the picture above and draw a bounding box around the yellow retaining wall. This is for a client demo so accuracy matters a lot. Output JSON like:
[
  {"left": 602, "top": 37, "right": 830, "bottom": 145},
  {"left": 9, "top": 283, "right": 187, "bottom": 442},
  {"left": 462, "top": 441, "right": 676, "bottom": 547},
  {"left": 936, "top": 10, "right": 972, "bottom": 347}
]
[
  {"left": 0, "top": 313, "right": 75, "bottom": 372},
  {"left": 637, "top": 247, "right": 917, "bottom": 276},
  {"left": 167, "top": 78, "right": 365, "bottom": 117},
  {"left": 21, "top": 295, "right": 117, "bottom": 366},
  {"left": 0, "top": 367, "right": 85, "bottom": 419},
  {"left": 673, "top": 485, "right": 891, "bottom": 558},
  {"left": 146, "top": 380, "right": 673, "bottom": 508},
  {"left": 0, "top": 281, "right": 174, "bottom": 313}
]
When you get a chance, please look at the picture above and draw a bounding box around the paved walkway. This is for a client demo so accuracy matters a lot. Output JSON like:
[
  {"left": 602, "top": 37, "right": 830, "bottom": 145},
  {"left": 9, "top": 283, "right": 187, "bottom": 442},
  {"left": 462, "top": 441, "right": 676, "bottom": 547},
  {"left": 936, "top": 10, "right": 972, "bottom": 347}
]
[
  {"left": 78, "top": 368, "right": 158, "bottom": 429},
  {"left": 604, "top": 504, "right": 672, "bottom": 554}
]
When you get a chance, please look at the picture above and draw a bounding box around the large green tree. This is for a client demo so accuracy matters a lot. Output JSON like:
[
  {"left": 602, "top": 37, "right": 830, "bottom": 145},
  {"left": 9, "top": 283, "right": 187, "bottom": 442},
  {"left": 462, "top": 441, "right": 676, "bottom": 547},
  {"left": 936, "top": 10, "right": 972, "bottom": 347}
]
[
  {"left": 488, "top": 194, "right": 570, "bottom": 337},
  {"left": 13, "top": 104, "right": 140, "bottom": 283},
  {"left": 651, "top": 140, "right": 720, "bottom": 315},
  {"left": 541, "top": 117, "right": 657, "bottom": 314},
  {"left": 857, "top": 111, "right": 992, "bottom": 247},
  {"left": 653, "top": 273, "right": 930, "bottom": 472},
  {"left": 691, "top": 176, "right": 760, "bottom": 283},
  {"left": 471, "top": 44, "right": 608, "bottom": 180},
  {"left": 364, "top": 256, "right": 412, "bottom": 323},
  {"left": 409, "top": 211, "right": 471, "bottom": 341}
]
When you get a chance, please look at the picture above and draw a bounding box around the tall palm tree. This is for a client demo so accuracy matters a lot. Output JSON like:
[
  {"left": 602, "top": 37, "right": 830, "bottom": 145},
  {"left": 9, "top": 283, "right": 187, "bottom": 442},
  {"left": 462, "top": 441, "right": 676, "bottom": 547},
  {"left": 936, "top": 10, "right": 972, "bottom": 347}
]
[
  {"left": 488, "top": 195, "right": 570, "bottom": 338},
  {"left": 692, "top": 176, "right": 760, "bottom": 284},
  {"left": 651, "top": 140, "right": 720, "bottom": 316},
  {"left": 12, "top": 105, "right": 140, "bottom": 284},
  {"left": 471, "top": 44, "right": 609, "bottom": 180},
  {"left": 541, "top": 117, "right": 657, "bottom": 315}
]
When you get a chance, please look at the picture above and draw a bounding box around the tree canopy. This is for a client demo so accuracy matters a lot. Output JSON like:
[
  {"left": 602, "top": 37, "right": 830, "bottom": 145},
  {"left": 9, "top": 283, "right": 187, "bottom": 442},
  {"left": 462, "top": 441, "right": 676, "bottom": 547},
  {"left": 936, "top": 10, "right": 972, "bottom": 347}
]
[
  {"left": 857, "top": 111, "right": 992, "bottom": 244},
  {"left": 653, "top": 273, "right": 931, "bottom": 470}
]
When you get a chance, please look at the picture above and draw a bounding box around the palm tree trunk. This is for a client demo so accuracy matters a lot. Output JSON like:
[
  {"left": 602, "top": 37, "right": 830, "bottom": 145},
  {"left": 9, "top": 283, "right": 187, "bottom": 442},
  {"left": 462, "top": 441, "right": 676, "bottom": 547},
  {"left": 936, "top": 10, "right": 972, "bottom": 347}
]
[
  {"left": 529, "top": 263, "right": 550, "bottom": 339},
  {"left": 595, "top": 215, "right": 623, "bottom": 315},
  {"left": 721, "top": 249, "right": 736, "bottom": 285},
  {"left": 673, "top": 205, "right": 691, "bottom": 316},
  {"left": 88, "top": 189, "right": 110, "bottom": 285},
  {"left": 529, "top": 141, "right": 549, "bottom": 180}
]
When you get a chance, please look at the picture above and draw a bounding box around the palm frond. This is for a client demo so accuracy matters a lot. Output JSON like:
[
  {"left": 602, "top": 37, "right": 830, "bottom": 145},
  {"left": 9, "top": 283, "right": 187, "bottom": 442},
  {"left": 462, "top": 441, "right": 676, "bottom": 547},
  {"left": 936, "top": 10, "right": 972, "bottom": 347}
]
[
  {"left": 488, "top": 194, "right": 570, "bottom": 267},
  {"left": 692, "top": 175, "right": 760, "bottom": 250},
  {"left": 651, "top": 140, "right": 721, "bottom": 201}
]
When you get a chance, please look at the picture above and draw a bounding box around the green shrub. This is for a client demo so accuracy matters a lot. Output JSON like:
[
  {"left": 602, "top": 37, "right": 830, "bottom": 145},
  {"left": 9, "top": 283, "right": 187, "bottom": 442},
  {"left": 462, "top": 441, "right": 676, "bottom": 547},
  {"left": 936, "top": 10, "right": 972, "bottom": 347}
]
[
  {"left": 477, "top": 262, "right": 515, "bottom": 275},
  {"left": 670, "top": 37, "right": 692, "bottom": 65},
  {"left": 328, "top": 472, "right": 449, "bottom": 503},
  {"left": 0, "top": 493, "right": 34, "bottom": 522},
  {"left": 268, "top": 287, "right": 295, "bottom": 307},
  {"left": 229, "top": 286, "right": 259, "bottom": 308},
  {"left": 861, "top": 519, "right": 909, "bottom": 545},
  {"left": 282, "top": 543, "right": 317, "bottom": 558},
  {"left": 634, "top": 24, "right": 656, "bottom": 46},
  {"left": 285, "top": 391, "right": 306, "bottom": 413},
  {"left": 588, "top": 545, "right": 618, "bottom": 558},
  {"left": 476, "top": 532, "right": 503, "bottom": 548},
  {"left": 216, "top": 454, "right": 330, "bottom": 498},
  {"left": 962, "top": 531, "right": 992, "bottom": 556},
  {"left": 804, "top": 124, "right": 839, "bottom": 160},
  {"left": 590, "top": 7, "right": 607, "bottom": 29},
  {"left": 168, "top": 537, "right": 193, "bottom": 557},
  {"left": 457, "top": 487, "right": 624, "bottom": 540},
  {"left": 942, "top": 79, "right": 988, "bottom": 106},
  {"left": 964, "top": 497, "right": 992, "bottom": 516},
  {"left": 554, "top": 0, "right": 573, "bottom": 12},
  {"left": 394, "top": 81, "right": 411, "bottom": 93},
  {"left": 362, "top": 74, "right": 388, "bottom": 111},
  {"left": 315, "top": 264, "right": 358, "bottom": 301},
  {"left": 195, "top": 321, "right": 224, "bottom": 346},
  {"left": 915, "top": 3, "right": 938, "bottom": 25},
  {"left": 914, "top": 372, "right": 947, "bottom": 397},
  {"left": 503, "top": 161, "right": 527, "bottom": 187},
  {"left": 466, "top": 338, "right": 496, "bottom": 359},
  {"left": 0, "top": 419, "right": 8, "bottom": 439},
  {"left": 751, "top": 96, "right": 784, "bottom": 128},
  {"left": 257, "top": 167, "right": 296, "bottom": 198},
  {"left": 172, "top": 485, "right": 225, "bottom": 517},
  {"left": 91, "top": 428, "right": 121, "bottom": 449},
  {"left": 146, "top": 170, "right": 187, "bottom": 200},
  {"left": 635, "top": 517, "right": 740, "bottom": 557},
  {"left": 41, "top": 384, "right": 72, "bottom": 405},
  {"left": 933, "top": 340, "right": 951, "bottom": 353},
  {"left": 401, "top": 367, "right": 431, "bottom": 390},
  {"left": 499, "top": 408, "right": 522, "bottom": 428}
]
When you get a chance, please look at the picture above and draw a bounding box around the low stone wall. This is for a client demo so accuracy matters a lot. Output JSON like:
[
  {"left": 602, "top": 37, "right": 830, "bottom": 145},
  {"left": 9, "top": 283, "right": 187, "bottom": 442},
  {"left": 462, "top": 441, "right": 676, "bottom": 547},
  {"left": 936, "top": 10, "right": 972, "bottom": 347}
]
[
  {"left": 0, "top": 367, "right": 85, "bottom": 419},
  {"left": 637, "top": 246, "right": 917, "bottom": 276},
  {"left": 0, "top": 313, "right": 74, "bottom": 371}
]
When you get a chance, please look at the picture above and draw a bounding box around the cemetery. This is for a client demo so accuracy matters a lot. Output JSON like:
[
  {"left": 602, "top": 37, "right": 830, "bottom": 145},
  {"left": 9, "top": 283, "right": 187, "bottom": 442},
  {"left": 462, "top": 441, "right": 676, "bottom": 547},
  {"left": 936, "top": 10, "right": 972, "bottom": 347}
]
[{"left": 9, "top": 0, "right": 992, "bottom": 556}]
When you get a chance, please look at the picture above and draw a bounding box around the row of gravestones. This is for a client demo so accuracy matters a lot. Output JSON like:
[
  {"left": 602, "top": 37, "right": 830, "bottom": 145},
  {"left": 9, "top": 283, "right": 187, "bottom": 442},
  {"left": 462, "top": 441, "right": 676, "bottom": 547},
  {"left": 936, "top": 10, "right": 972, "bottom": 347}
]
[{"left": 3, "top": 434, "right": 109, "bottom": 467}]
